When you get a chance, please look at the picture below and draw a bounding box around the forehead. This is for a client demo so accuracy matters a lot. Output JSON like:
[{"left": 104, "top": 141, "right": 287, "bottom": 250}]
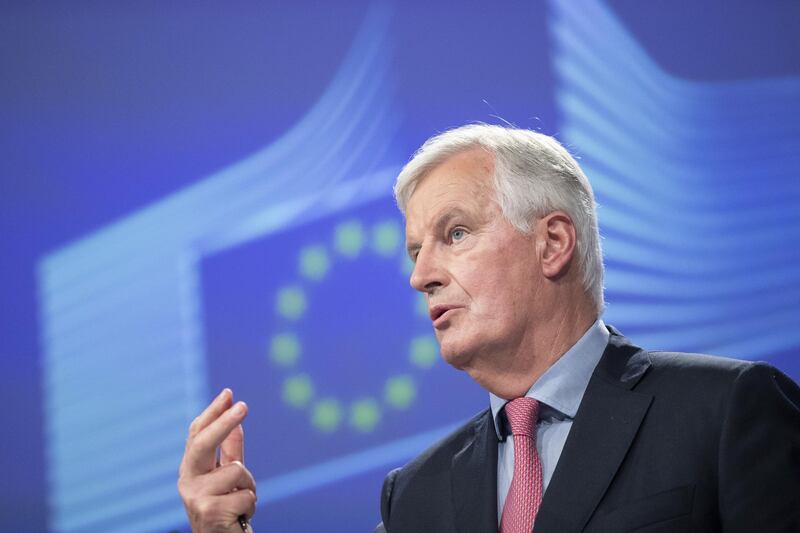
[{"left": 405, "top": 148, "right": 496, "bottom": 230}]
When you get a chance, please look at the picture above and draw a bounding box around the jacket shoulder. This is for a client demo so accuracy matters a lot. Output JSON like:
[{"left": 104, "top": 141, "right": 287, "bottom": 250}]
[
  {"left": 635, "top": 350, "right": 799, "bottom": 432},
  {"left": 643, "top": 350, "right": 788, "bottom": 391}
]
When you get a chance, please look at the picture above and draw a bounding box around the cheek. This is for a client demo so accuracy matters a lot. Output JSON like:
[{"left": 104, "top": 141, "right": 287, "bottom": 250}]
[
  {"left": 469, "top": 267, "right": 536, "bottom": 322},
  {"left": 471, "top": 282, "right": 519, "bottom": 323},
  {"left": 457, "top": 241, "right": 537, "bottom": 316}
]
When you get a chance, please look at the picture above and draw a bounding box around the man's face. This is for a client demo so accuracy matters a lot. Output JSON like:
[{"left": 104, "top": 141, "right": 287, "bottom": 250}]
[{"left": 405, "top": 148, "right": 543, "bottom": 375}]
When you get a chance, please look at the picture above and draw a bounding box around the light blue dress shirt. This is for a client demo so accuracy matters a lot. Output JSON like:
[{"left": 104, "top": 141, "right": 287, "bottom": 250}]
[{"left": 490, "top": 319, "right": 609, "bottom": 524}]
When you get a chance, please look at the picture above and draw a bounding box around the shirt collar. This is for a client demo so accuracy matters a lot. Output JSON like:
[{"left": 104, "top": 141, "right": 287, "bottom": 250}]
[{"left": 489, "top": 319, "right": 610, "bottom": 440}]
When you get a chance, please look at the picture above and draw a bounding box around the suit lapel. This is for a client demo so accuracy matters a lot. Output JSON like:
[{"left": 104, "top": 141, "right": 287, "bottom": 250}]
[
  {"left": 534, "top": 329, "right": 653, "bottom": 533},
  {"left": 451, "top": 410, "right": 499, "bottom": 533}
]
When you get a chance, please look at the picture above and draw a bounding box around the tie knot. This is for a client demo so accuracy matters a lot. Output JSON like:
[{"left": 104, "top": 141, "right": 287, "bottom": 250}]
[{"left": 504, "top": 397, "right": 539, "bottom": 437}]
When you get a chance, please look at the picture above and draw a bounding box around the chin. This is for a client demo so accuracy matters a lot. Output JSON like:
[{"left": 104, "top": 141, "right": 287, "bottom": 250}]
[{"left": 438, "top": 339, "right": 475, "bottom": 371}]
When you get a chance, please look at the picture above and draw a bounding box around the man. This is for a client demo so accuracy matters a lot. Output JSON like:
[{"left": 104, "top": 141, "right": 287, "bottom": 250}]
[{"left": 178, "top": 124, "right": 800, "bottom": 532}]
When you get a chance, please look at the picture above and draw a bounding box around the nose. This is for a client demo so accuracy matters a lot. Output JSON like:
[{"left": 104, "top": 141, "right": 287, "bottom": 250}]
[{"left": 409, "top": 245, "right": 447, "bottom": 294}]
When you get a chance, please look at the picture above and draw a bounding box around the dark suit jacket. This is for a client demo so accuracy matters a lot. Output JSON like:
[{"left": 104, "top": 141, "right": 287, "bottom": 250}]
[{"left": 376, "top": 327, "right": 800, "bottom": 532}]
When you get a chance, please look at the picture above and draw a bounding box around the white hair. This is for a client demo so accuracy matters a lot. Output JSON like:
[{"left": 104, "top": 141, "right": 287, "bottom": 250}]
[{"left": 394, "top": 123, "right": 604, "bottom": 313}]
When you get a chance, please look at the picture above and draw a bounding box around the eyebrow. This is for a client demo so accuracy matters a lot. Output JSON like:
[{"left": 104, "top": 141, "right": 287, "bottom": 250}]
[{"left": 406, "top": 207, "right": 472, "bottom": 259}]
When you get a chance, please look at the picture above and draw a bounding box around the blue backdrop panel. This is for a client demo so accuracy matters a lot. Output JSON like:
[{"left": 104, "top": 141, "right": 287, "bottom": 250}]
[{"left": 552, "top": 0, "right": 800, "bottom": 361}]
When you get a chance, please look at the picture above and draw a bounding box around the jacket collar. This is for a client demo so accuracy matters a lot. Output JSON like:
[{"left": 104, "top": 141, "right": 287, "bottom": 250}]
[{"left": 534, "top": 326, "right": 653, "bottom": 532}]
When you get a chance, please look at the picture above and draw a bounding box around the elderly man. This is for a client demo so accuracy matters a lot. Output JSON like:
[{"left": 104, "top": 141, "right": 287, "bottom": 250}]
[{"left": 178, "top": 125, "right": 800, "bottom": 532}]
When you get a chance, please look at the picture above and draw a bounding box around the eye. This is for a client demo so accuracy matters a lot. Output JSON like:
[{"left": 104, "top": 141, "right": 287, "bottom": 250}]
[{"left": 450, "top": 227, "right": 467, "bottom": 242}]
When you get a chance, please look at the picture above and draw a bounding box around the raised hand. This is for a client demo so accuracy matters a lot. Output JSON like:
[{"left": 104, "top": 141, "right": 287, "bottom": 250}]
[{"left": 178, "top": 389, "right": 257, "bottom": 532}]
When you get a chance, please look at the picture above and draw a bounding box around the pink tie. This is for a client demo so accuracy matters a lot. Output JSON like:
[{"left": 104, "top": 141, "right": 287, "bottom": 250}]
[{"left": 500, "top": 397, "right": 543, "bottom": 533}]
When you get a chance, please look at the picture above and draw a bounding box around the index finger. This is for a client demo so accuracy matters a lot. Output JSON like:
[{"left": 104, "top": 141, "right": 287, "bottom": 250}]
[{"left": 187, "top": 388, "right": 233, "bottom": 442}]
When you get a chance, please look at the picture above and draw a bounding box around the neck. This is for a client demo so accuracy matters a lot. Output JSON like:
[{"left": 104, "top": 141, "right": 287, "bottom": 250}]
[{"left": 469, "top": 297, "right": 598, "bottom": 400}]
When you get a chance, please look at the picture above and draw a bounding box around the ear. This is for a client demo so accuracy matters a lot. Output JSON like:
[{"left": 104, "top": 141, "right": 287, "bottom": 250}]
[{"left": 538, "top": 211, "right": 577, "bottom": 279}]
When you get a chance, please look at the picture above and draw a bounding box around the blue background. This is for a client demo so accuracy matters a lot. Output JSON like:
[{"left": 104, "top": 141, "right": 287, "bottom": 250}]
[{"left": 1, "top": 1, "right": 798, "bottom": 532}]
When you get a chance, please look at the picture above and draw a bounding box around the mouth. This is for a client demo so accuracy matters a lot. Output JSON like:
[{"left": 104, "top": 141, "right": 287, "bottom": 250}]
[{"left": 429, "top": 304, "right": 463, "bottom": 327}]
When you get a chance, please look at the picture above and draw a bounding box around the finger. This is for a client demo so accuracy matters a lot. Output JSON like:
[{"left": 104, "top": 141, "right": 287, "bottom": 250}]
[
  {"left": 216, "top": 489, "right": 257, "bottom": 522},
  {"left": 197, "top": 461, "right": 257, "bottom": 496},
  {"left": 187, "top": 388, "right": 233, "bottom": 441},
  {"left": 188, "top": 490, "right": 257, "bottom": 530},
  {"left": 185, "top": 401, "right": 248, "bottom": 475},
  {"left": 180, "top": 389, "right": 234, "bottom": 477},
  {"left": 220, "top": 424, "right": 244, "bottom": 465}
]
